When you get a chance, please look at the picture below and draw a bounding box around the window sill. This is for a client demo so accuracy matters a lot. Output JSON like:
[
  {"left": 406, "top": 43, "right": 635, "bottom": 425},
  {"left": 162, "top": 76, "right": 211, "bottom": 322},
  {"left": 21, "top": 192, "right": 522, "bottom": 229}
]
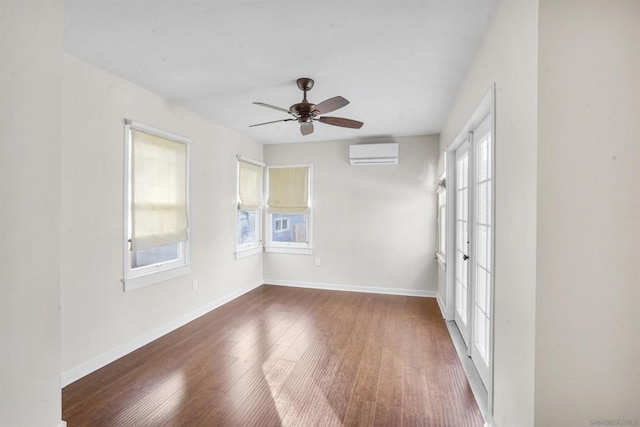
[
  {"left": 235, "top": 246, "right": 263, "bottom": 259},
  {"left": 436, "top": 253, "right": 446, "bottom": 269},
  {"left": 265, "top": 246, "right": 313, "bottom": 255},
  {"left": 123, "top": 264, "right": 191, "bottom": 291}
]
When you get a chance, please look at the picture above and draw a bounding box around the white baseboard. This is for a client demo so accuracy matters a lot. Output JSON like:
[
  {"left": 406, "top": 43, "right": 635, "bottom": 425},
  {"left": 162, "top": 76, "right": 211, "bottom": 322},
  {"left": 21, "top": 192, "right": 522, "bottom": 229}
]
[
  {"left": 264, "top": 279, "right": 437, "bottom": 298},
  {"left": 59, "top": 421, "right": 67, "bottom": 427},
  {"left": 436, "top": 295, "right": 446, "bottom": 318},
  {"left": 60, "top": 280, "right": 263, "bottom": 388}
]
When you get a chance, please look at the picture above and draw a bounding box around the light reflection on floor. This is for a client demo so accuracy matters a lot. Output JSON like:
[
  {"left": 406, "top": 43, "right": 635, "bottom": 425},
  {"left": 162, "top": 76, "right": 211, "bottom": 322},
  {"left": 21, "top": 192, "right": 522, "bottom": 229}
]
[{"left": 113, "top": 370, "right": 185, "bottom": 425}]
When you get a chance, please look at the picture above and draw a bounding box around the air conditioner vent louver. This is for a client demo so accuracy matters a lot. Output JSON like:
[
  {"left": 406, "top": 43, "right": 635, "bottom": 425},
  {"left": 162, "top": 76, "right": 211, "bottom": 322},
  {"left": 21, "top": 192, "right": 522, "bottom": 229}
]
[{"left": 349, "top": 143, "right": 399, "bottom": 166}]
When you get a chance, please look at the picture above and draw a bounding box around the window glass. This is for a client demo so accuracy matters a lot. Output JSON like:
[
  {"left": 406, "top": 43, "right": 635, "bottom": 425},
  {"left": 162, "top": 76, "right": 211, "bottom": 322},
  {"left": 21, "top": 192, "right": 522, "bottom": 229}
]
[
  {"left": 237, "top": 210, "right": 257, "bottom": 246},
  {"left": 271, "top": 213, "right": 308, "bottom": 243}
]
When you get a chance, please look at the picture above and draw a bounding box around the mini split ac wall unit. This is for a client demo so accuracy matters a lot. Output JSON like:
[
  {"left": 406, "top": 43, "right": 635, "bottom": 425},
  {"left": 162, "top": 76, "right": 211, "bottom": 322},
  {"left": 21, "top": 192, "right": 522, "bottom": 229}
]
[{"left": 349, "top": 143, "right": 399, "bottom": 166}]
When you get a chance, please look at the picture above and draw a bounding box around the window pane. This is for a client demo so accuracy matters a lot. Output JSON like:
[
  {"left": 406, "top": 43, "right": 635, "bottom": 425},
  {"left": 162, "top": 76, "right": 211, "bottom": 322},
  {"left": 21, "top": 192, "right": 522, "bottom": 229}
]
[
  {"left": 439, "top": 204, "right": 447, "bottom": 255},
  {"left": 237, "top": 210, "right": 257, "bottom": 246},
  {"left": 272, "top": 213, "right": 307, "bottom": 243},
  {"left": 132, "top": 243, "right": 179, "bottom": 268}
]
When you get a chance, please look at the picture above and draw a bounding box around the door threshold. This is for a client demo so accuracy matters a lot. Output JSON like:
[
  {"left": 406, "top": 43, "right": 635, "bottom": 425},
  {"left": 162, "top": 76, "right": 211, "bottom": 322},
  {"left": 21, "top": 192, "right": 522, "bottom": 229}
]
[{"left": 445, "top": 320, "right": 489, "bottom": 422}]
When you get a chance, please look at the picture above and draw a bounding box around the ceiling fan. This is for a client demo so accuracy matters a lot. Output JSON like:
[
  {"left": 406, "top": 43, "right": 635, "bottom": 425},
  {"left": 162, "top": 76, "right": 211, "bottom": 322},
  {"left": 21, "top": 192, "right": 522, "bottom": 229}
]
[{"left": 250, "top": 78, "right": 364, "bottom": 136}]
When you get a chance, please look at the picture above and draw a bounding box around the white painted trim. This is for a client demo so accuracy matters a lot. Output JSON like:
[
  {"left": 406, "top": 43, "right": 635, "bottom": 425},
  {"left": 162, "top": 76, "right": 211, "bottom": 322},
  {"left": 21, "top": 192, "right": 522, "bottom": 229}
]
[
  {"left": 124, "top": 119, "right": 193, "bottom": 145},
  {"left": 265, "top": 279, "right": 437, "bottom": 298},
  {"left": 235, "top": 246, "right": 263, "bottom": 259},
  {"left": 236, "top": 154, "right": 265, "bottom": 167},
  {"left": 264, "top": 247, "right": 313, "bottom": 255},
  {"left": 60, "top": 280, "right": 263, "bottom": 387},
  {"left": 123, "top": 264, "right": 191, "bottom": 291},
  {"left": 446, "top": 320, "right": 489, "bottom": 422},
  {"left": 59, "top": 421, "right": 67, "bottom": 427},
  {"left": 436, "top": 295, "right": 446, "bottom": 319}
]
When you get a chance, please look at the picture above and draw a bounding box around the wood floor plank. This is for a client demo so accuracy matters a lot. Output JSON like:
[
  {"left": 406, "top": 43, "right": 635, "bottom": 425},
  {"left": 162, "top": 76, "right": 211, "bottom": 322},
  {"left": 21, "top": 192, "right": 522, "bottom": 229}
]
[
  {"left": 343, "top": 294, "right": 387, "bottom": 425},
  {"left": 62, "top": 285, "right": 483, "bottom": 427}
]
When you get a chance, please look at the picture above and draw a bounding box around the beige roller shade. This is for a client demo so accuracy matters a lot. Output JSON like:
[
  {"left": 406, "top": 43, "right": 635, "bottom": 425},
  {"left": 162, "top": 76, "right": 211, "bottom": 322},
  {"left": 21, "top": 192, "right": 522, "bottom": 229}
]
[
  {"left": 131, "top": 129, "right": 188, "bottom": 250},
  {"left": 267, "top": 166, "right": 310, "bottom": 213},
  {"left": 238, "top": 160, "right": 263, "bottom": 210}
]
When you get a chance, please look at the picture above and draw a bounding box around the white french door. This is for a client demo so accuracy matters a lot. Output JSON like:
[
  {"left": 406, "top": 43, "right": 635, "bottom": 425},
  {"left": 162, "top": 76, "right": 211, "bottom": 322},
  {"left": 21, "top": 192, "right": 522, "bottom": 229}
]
[
  {"left": 453, "top": 115, "right": 493, "bottom": 389},
  {"left": 469, "top": 115, "right": 492, "bottom": 386},
  {"left": 454, "top": 140, "right": 470, "bottom": 346}
]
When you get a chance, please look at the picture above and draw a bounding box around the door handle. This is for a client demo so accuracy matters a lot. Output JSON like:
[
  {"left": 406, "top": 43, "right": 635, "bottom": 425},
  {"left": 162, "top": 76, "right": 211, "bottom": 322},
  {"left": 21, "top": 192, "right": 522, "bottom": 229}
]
[{"left": 463, "top": 254, "right": 469, "bottom": 261}]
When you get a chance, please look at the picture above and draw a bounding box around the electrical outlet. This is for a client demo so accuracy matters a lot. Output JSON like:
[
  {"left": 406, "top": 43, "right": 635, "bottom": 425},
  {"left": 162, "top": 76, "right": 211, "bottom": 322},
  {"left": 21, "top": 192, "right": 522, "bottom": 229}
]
[
  {"left": 192, "top": 279, "right": 198, "bottom": 290},
  {"left": 314, "top": 257, "right": 321, "bottom": 267}
]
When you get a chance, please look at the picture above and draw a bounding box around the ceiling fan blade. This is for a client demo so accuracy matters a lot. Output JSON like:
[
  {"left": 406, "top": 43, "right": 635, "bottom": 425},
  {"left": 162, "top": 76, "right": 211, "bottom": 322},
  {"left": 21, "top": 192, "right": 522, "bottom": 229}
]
[
  {"left": 300, "top": 122, "right": 314, "bottom": 136},
  {"left": 252, "top": 102, "right": 291, "bottom": 114},
  {"left": 249, "top": 118, "right": 294, "bottom": 127},
  {"left": 318, "top": 116, "right": 364, "bottom": 129},
  {"left": 314, "top": 96, "right": 349, "bottom": 115}
]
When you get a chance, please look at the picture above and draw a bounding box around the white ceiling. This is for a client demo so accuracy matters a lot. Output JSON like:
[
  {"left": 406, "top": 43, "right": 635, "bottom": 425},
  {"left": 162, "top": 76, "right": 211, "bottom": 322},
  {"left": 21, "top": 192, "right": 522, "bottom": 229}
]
[{"left": 64, "top": 1, "right": 496, "bottom": 144}]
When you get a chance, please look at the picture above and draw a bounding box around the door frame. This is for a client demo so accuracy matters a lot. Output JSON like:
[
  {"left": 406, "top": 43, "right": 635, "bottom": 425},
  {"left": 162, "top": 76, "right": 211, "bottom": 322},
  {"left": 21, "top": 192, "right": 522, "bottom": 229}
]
[{"left": 444, "top": 85, "right": 496, "bottom": 419}]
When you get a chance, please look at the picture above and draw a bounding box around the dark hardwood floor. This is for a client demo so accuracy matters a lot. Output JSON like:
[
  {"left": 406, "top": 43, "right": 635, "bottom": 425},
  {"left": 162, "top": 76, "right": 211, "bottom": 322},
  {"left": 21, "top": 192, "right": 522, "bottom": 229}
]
[{"left": 62, "top": 285, "right": 483, "bottom": 426}]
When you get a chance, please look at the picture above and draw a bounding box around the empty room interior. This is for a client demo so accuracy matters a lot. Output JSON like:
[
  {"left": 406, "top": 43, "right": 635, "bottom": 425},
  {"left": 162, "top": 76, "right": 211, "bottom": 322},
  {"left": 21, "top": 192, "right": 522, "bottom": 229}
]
[{"left": 1, "top": 1, "right": 638, "bottom": 426}]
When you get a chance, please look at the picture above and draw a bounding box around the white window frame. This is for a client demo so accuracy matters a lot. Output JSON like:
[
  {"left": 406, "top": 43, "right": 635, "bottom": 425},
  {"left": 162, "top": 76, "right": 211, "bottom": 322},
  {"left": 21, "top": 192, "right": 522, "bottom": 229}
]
[
  {"left": 265, "top": 164, "right": 313, "bottom": 255},
  {"left": 436, "top": 171, "right": 447, "bottom": 267},
  {"left": 235, "top": 155, "right": 264, "bottom": 259},
  {"left": 274, "top": 217, "right": 290, "bottom": 232},
  {"left": 123, "top": 119, "right": 192, "bottom": 291}
]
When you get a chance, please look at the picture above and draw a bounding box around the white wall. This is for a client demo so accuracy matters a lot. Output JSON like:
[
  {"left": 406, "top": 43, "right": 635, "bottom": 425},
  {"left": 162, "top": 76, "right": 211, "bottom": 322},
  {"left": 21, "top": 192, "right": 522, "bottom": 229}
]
[
  {"left": 61, "top": 54, "right": 263, "bottom": 378},
  {"left": 0, "top": 1, "right": 65, "bottom": 426},
  {"left": 536, "top": 1, "right": 640, "bottom": 424},
  {"left": 438, "top": 1, "right": 539, "bottom": 426},
  {"left": 264, "top": 135, "right": 439, "bottom": 295}
]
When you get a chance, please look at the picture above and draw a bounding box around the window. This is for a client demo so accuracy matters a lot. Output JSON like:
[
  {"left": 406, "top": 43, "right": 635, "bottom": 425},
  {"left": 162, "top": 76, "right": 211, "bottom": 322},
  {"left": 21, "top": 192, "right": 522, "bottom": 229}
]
[
  {"left": 236, "top": 156, "right": 264, "bottom": 258},
  {"left": 274, "top": 217, "right": 290, "bottom": 232},
  {"left": 123, "top": 120, "right": 191, "bottom": 290},
  {"left": 436, "top": 172, "right": 447, "bottom": 265},
  {"left": 266, "top": 165, "right": 312, "bottom": 254}
]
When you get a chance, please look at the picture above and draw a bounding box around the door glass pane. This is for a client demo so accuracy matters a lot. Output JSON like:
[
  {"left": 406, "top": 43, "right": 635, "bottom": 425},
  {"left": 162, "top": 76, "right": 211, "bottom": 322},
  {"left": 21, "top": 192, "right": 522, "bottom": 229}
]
[
  {"left": 473, "top": 132, "right": 492, "bottom": 368},
  {"left": 455, "top": 149, "right": 469, "bottom": 327}
]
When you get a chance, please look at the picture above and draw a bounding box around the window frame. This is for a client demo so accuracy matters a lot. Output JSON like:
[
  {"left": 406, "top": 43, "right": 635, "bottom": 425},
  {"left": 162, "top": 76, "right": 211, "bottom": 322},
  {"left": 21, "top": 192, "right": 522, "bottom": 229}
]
[
  {"left": 436, "top": 171, "right": 447, "bottom": 266},
  {"left": 265, "top": 164, "right": 313, "bottom": 255},
  {"left": 123, "top": 119, "right": 192, "bottom": 291},
  {"left": 235, "top": 155, "right": 264, "bottom": 259},
  {"left": 274, "top": 217, "right": 290, "bottom": 232}
]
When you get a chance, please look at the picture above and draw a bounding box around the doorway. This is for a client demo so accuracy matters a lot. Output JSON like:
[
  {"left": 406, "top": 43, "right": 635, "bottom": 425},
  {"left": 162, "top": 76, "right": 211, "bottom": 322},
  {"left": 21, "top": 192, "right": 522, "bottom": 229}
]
[{"left": 446, "top": 87, "right": 495, "bottom": 414}]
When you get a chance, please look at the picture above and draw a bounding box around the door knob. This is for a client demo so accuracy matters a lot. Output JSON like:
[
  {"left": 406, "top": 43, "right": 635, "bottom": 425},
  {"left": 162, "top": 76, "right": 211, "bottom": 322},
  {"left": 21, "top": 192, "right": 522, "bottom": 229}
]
[{"left": 463, "top": 254, "right": 469, "bottom": 261}]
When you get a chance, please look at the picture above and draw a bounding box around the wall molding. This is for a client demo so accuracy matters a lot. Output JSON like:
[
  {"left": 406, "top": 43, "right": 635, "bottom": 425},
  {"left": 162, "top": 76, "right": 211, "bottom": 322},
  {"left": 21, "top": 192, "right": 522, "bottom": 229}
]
[
  {"left": 436, "top": 295, "right": 446, "bottom": 319},
  {"left": 265, "top": 279, "right": 437, "bottom": 298},
  {"left": 60, "top": 280, "right": 263, "bottom": 388}
]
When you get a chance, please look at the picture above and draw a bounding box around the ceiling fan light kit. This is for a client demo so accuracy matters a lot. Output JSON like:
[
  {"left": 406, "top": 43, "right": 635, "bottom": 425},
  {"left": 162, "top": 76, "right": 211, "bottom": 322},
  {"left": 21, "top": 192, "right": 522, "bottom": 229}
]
[{"left": 250, "top": 78, "right": 364, "bottom": 136}]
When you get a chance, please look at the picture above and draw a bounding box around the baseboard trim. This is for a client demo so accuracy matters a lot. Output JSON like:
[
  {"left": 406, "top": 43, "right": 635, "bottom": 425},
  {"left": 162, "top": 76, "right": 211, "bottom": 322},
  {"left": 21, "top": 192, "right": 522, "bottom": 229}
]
[
  {"left": 436, "top": 295, "right": 446, "bottom": 318},
  {"left": 445, "top": 320, "right": 489, "bottom": 422},
  {"left": 60, "top": 280, "right": 263, "bottom": 388},
  {"left": 264, "top": 279, "right": 437, "bottom": 298},
  {"left": 59, "top": 421, "right": 67, "bottom": 427}
]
